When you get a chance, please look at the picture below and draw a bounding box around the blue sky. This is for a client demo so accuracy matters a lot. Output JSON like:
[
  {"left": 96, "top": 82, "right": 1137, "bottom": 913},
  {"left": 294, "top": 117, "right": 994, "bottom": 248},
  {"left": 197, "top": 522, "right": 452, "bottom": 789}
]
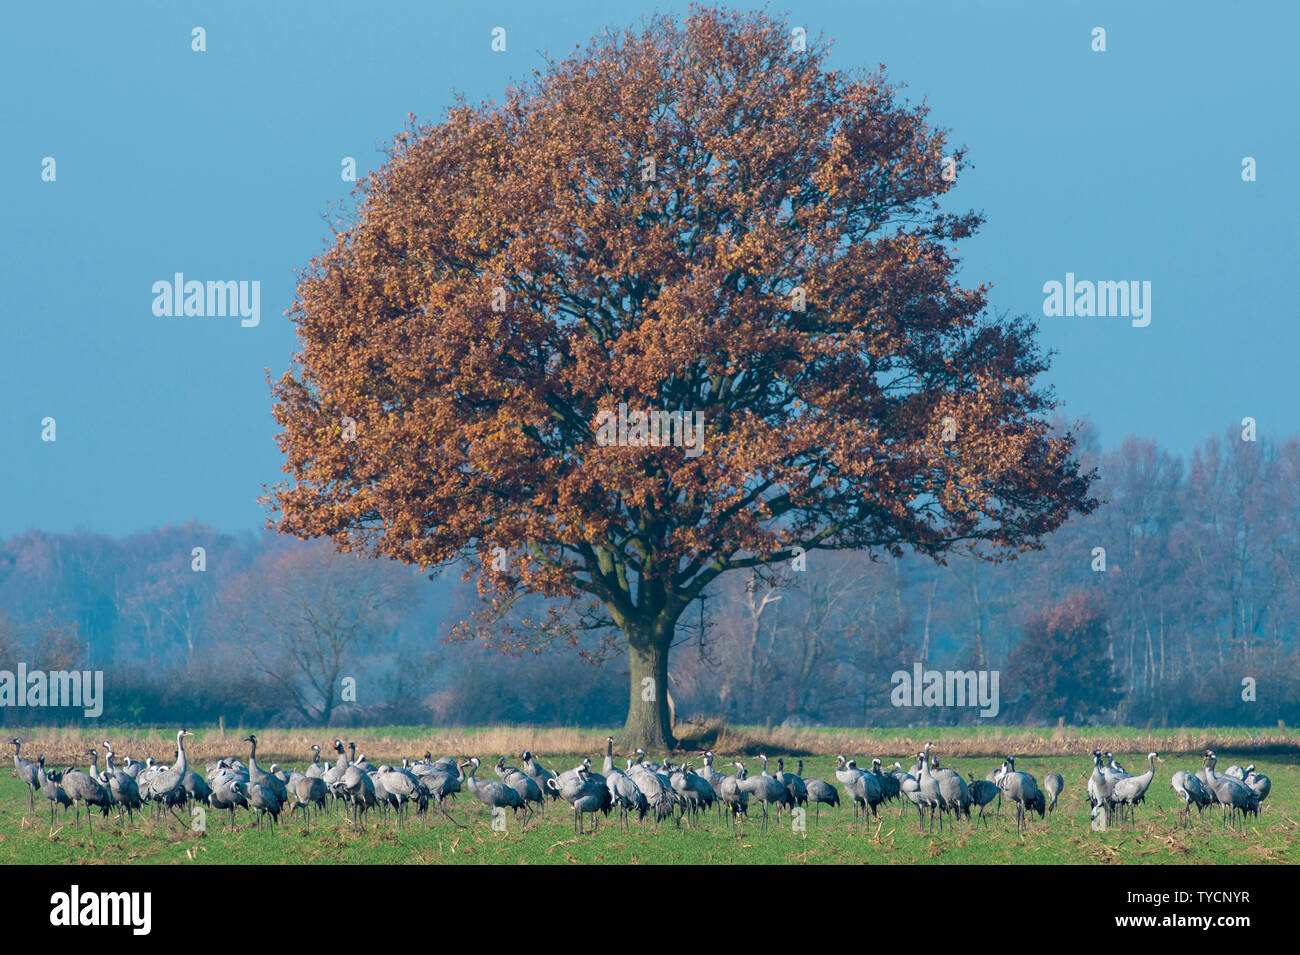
[{"left": 2, "top": 1, "right": 1296, "bottom": 538}]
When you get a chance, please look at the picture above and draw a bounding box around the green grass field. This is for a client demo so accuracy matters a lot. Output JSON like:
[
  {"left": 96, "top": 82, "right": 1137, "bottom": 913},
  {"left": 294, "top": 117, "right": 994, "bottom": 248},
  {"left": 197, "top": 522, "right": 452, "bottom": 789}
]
[{"left": 2, "top": 728, "right": 1296, "bottom": 864}]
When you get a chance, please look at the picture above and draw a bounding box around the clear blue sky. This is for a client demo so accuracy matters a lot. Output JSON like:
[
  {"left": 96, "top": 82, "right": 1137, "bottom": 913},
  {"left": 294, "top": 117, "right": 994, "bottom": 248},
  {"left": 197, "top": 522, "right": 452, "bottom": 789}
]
[{"left": 2, "top": 1, "right": 1296, "bottom": 537}]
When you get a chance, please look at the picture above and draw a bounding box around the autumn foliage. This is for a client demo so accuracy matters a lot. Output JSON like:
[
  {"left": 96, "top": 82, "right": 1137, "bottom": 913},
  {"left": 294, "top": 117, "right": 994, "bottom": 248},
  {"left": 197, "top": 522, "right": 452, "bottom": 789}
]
[
  {"left": 1006, "top": 593, "right": 1121, "bottom": 724},
  {"left": 268, "top": 7, "right": 1095, "bottom": 746}
]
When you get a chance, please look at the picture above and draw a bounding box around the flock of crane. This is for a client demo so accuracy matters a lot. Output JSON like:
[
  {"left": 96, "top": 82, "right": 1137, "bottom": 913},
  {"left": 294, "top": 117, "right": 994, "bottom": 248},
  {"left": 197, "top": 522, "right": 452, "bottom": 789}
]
[{"left": 8, "top": 733, "right": 1274, "bottom": 837}]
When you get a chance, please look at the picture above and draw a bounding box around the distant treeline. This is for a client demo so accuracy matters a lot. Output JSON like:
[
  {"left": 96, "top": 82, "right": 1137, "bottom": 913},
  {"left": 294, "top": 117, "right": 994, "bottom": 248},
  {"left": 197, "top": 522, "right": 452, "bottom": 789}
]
[{"left": 1, "top": 423, "right": 1297, "bottom": 730}]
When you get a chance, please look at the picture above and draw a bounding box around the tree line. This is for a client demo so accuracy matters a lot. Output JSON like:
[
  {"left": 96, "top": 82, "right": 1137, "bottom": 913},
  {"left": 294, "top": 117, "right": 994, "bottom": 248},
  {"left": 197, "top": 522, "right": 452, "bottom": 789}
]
[{"left": 0, "top": 422, "right": 1296, "bottom": 729}]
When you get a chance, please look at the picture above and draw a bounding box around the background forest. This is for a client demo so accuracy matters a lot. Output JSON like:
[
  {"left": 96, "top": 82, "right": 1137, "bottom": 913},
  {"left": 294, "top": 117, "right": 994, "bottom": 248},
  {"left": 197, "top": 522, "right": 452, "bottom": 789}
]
[{"left": 2, "top": 422, "right": 1297, "bottom": 729}]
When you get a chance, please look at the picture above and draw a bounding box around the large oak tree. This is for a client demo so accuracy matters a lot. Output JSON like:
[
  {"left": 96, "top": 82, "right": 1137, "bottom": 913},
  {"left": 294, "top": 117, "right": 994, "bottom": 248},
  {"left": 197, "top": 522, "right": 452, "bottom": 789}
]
[{"left": 268, "top": 7, "right": 1095, "bottom": 747}]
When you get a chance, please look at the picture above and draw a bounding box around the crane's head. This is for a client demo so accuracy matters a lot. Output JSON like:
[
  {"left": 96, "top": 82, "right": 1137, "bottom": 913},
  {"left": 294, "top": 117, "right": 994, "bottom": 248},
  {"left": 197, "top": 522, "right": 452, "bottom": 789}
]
[
  {"left": 9, "top": 738, "right": 20, "bottom": 746},
  {"left": 243, "top": 734, "right": 257, "bottom": 744},
  {"left": 86, "top": 749, "right": 97, "bottom": 758},
  {"left": 521, "top": 750, "right": 532, "bottom": 760}
]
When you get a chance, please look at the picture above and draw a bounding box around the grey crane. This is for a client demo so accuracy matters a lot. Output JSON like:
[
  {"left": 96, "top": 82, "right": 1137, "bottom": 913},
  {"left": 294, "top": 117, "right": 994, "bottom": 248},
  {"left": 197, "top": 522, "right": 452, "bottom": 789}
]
[
  {"left": 285, "top": 773, "right": 329, "bottom": 828},
  {"left": 102, "top": 743, "right": 143, "bottom": 820},
  {"left": 417, "top": 761, "right": 467, "bottom": 829},
  {"left": 601, "top": 754, "right": 648, "bottom": 831},
  {"left": 733, "top": 758, "right": 788, "bottom": 834},
  {"left": 1043, "top": 772, "right": 1064, "bottom": 813},
  {"left": 304, "top": 745, "right": 325, "bottom": 778},
  {"left": 247, "top": 780, "right": 282, "bottom": 830},
  {"left": 803, "top": 771, "right": 839, "bottom": 825},
  {"left": 330, "top": 739, "right": 377, "bottom": 825},
  {"left": 1170, "top": 769, "right": 1212, "bottom": 825},
  {"left": 547, "top": 763, "right": 608, "bottom": 833},
  {"left": 464, "top": 756, "right": 527, "bottom": 823},
  {"left": 61, "top": 757, "right": 112, "bottom": 830},
  {"left": 996, "top": 756, "right": 1045, "bottom": 832},
  {"left": 775, "top": 758, "right": 808, "bottom": 807},
  {"left": 519, "top": 749, "right": 559, "bottom": 800},
  {"left": 697, "top": 751, "right": 727, "bottom": 802},
  {"left": 1087, "top": 750, "right": 1112, "bottom": 812},
  {"left": 1202, "top": 759, "right": 1259, "bottom": 829},
  {"left": 966, "top": 774, "right": 999, "bottom": 826},
  {"left": 494, "top": 757, "right": 545, "bottom": 813},
  {"left": 627, "top": 754, "right": 678, "bottom": 827},
  {"left": 631, "top": 749, "right": 677, "bottom": 801},
  {"left": 376, "top": 765, "right": 422, "bottom": 827},
  {"left": 243, "top": 735, "right": 288, "bottom": 805},
  {"left": 1244, "top": 766, "right": 1270, "bottom": 810},
  {"left": 348, "top": 742, "right": 376, "bottom": 774},
  {"left": 670, "top": 760, "right": 715, "bottom": 822},
  {"left": 927, "top": 751, "right": 972, "bottom": 825},
  {"left": 10, "top": 738, "right": 40, "bottom": 809},
  {"left": 368, "top": 763, "right": 396, "bottom": 816},
  {"left": 146, "top": 728, "right": 193, "bottom": 823},
  {"left": 430, "top": 755, "right": 460, "bottom": 775},
  {"left": 915, "top": 750, "right": 946, "bottom": 831},
  {"left": 37, "top": 756, "right": 72, "bottom": 825},
  {"left": 985, "top": 763, "right": 1006, "bottom": 814},
  {"left": 870, "top": 758, "right": 901, "bottom": 804},
  {"left": 208, "top": 771, "right": 248, "bottom": 829},
  {"left": 1109, "top": 753, "right": 1158, "bottom": 823},
  {"left": 834, "top": 755, "right": 883, "bottom": 827},
  {"left": 712, "top": 763, "right": 748, "bottom": 825}
]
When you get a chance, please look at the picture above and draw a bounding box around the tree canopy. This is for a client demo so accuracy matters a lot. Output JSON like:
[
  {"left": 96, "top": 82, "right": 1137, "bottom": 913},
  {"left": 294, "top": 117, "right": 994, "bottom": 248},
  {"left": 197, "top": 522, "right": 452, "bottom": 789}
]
[{"left": 268, "top": 6, "right": 1096, "bottom": 746}]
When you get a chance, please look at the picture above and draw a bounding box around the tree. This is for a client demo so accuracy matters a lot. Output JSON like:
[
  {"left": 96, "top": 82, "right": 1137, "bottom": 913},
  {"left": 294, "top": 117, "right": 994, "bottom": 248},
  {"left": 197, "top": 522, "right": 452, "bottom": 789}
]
[
  {"left": 268, "top": 7, "right": 1096, "bottom": 747},
  {"left": 216, "top": 542, "right": 416, "bottom": 724},
  {"left": 1006, "top": 593, "right": 1120, "bottom": 724}
]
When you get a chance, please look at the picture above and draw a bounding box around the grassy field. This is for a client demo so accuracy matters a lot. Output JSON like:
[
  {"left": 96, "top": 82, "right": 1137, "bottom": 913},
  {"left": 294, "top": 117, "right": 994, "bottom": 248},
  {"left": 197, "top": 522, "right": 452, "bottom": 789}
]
[{"left": 2, "top": 726, "right": 1296, "bottom": 864}]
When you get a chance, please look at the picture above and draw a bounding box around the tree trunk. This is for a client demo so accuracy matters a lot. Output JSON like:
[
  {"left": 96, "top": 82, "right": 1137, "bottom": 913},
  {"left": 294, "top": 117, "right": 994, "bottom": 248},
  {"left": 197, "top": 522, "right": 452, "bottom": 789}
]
[{"left": 622, "top": 628, "right": 675, "bottom": 750}]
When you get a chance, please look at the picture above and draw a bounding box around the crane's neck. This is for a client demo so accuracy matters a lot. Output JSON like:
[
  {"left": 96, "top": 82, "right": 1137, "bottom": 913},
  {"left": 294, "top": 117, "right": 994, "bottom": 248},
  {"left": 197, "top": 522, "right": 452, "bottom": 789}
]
[{"left": 175, "top": 734, "right": 188, "bottom": 774}]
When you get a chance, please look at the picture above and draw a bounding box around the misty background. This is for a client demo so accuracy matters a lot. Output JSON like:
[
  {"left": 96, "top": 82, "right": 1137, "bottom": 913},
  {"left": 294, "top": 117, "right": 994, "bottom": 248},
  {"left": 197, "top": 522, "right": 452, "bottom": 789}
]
[{"left": 3, "top": 421, "right": 1297, "bottom": 729}]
